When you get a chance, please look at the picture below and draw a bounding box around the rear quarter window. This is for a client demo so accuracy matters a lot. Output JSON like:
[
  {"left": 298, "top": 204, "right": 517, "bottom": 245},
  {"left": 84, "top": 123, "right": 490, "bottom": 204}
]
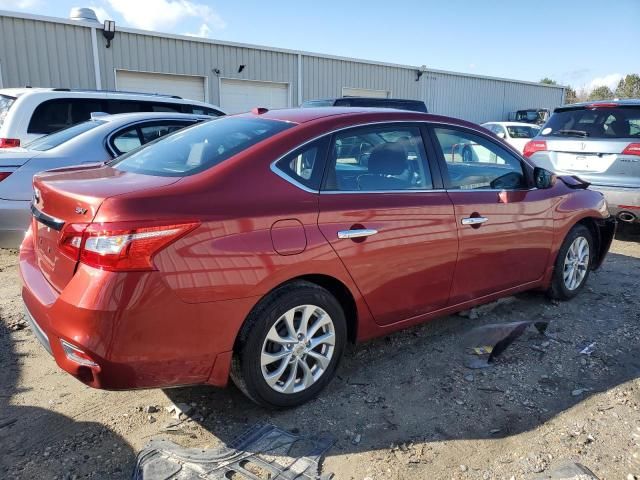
[{"left": 0, "top": 94, "right": 16, "bottom": 128}]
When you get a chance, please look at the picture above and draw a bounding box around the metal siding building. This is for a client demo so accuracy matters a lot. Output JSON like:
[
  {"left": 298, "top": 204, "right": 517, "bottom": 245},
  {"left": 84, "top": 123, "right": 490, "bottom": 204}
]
[{"left": 0, "top": 10, "right": 565, "bottom": 121}]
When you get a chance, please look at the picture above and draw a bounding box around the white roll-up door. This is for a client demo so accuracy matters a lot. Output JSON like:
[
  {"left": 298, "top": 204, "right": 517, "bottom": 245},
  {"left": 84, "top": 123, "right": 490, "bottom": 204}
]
[
  {"left": 220, "top": 79, "right": 289, "bottom": 114},
  {"left": 116, "top": 70, "right": 206, "bottom": 101},
  {"left": 342, "top": 87, "right": 390, "bottom": 98}
]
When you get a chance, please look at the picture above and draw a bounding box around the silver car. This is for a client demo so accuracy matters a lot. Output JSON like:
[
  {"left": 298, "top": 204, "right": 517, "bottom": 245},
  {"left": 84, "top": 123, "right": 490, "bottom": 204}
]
[
  {"left": 525, "top": 99, "right": 640, "bottom": 224},
  {"left": 0, "top": 112, "right": 210, "bottom": 246}
]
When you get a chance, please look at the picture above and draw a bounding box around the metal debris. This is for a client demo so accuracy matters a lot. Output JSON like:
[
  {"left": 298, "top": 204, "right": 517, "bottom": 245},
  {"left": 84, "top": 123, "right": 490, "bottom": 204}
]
[
  {"left": 579, "top": 342, "right": 596, "bottom": 356},
  {"left": 463, "top": 320, "right": 549, "bottom": 369},
  {"left": 531, "top": 461, "right": 599, "bottom": 479},
  {"left": 132, "top": 423, "right": 334, "bottom": 480}
]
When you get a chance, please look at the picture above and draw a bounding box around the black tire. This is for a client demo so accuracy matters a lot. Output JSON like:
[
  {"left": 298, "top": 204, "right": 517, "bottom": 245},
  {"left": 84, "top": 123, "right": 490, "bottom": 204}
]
[
  {"left": 230, "top": 281, "right": 347, "bottom": 408},
  {"left": 548, "top": 224, "right": 594, "bottom": 300}
]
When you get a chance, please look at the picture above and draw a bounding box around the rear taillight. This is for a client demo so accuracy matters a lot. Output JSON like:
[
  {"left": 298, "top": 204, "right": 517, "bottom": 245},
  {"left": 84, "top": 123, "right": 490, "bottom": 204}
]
[
  {"left": 622, "top": 143, "right": 640, "bottom": 156},
  {"left": 0, "top": 172, "right": 11, "bottom": 182},
  {"left": 523, "top": 140, "right": 547, "bottom": 158},
  {"left": 0, "top": 138, "right": 20, "bottom": 148},
  {"left": 60, "top": 221, "right": 199, "bottom": 271}
]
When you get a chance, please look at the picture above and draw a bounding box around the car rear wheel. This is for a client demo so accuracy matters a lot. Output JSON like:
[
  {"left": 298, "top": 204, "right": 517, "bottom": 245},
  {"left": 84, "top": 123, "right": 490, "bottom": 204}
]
[
  {"left": 230, "top": 281, "right": 346, "bottom": 408},
  {"left": 549, "top": 224, "right": 593, "bottom": 300}
]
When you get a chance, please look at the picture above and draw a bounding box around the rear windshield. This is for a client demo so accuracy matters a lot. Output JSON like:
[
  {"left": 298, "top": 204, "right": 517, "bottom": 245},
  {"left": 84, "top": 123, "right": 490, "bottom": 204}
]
[
  {"left": 541, "top": 106, "right": 640, "bottom": 139},
  {"left": 24, "top": 120, "right": 105, "bottom": 151},
  {"left": 506, "top": 125, "right": 540, "bottom": 139},
  {"left": 0, "top": 94, "right": 16, "bottom": 128},
  {"left": 111, "top": 117, "right": 293, "bottom": 177},
  {"left": 515, "top": 111, "right": 541, "bottom": 122}
]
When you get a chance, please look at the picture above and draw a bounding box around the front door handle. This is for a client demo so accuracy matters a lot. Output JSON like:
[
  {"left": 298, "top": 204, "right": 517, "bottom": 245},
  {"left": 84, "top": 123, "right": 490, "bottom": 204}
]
[
  {"left": 337, "top": 228, "right": 378, "bottom": 239},
  {"left": 461, "top": 216, "right": 488, "bottom": 226}
]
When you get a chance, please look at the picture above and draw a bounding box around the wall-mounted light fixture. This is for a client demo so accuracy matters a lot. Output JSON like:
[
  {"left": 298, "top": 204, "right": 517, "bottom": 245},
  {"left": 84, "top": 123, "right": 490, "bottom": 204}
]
[
  {"left": 103, "top": 20, "right": 116, "bottom": 48},
  {"left": 212, "top": 68, "right": 221, "bottom": 76},
  {"left": 238, "top": 65, "right": 245, "bottom": 73},
  {"left": 415, "top": 64, "right": 427, "bottom": 81}
]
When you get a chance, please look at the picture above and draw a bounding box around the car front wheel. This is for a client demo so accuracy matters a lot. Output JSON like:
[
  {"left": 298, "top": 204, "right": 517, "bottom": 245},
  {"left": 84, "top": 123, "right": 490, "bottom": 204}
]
[
  {"left": 549, "top": 224, "right": 594, "bottom": 300},
  {"left": 230, "top": 281, "right": 347, "bottom": 408}
]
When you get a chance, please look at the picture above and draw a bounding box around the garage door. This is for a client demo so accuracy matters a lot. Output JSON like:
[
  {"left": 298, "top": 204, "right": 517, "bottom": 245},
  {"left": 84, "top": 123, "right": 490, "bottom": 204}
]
[
  {"left": 342, "top": 87, "right": 389, "bottom": 98},
  {"left": 116, "top": 70, "right": 206, "bottom": 101},
  {"left": 220, "top": 79, "right": 289, "bottom": 114}
]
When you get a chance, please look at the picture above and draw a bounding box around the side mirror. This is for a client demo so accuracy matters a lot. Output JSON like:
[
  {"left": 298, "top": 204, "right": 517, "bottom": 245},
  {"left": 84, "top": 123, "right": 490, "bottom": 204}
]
[
  {"left": 496, "top": 131, "right": 506, "bottom": 139},
  {"left": 533, "top": 167, "right": 556, "bottom": 189}
]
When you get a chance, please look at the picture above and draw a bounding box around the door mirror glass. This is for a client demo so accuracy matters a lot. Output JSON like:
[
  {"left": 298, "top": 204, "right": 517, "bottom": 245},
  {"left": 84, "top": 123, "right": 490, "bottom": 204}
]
[{"left": 533, "top": 167, "right": 556, "bottom": 189}]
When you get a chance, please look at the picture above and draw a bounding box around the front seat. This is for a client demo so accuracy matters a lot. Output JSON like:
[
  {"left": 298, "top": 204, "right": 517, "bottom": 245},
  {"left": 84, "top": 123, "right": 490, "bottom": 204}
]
[{"left": 357, "top": 143, "right": 410, "bottom": 190}]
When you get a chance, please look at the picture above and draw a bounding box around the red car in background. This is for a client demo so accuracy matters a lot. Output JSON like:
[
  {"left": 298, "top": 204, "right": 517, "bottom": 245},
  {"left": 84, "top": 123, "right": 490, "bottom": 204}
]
[{"left": 19, "top": 108, "right": 615, "bottom": 408}]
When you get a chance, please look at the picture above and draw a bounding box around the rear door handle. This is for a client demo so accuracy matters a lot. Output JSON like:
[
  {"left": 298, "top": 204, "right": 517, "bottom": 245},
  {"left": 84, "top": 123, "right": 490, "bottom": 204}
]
[
  {"left": 337, "top": 228, "right": 378, "bottom": 239},
  {"left": 461, "top": 217, "right": 488, "bottom": 226}
]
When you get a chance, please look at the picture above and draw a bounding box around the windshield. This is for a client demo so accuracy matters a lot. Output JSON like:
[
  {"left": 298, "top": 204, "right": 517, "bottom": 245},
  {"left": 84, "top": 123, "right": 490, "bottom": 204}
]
[
  {"left": 111, "top": 117, "right": 294, "bottom": 177},
  {"left": 24, "top": 120, "right": 106, "bottom": 151},
  {"left": 516, "top": 110, "right": 540, "bottom": 122},
  {"left": 540, "top": 106, "right": 640, "bottom": 139},
  {"left": 0, "top": 94, "right": 16, "bottom": 128},
  {"left": 506, "top": 125, "right": 540, "bottom": 139}
]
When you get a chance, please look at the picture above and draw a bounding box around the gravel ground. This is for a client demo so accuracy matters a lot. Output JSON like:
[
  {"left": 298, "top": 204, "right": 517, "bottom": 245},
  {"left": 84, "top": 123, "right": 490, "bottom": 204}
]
[{"left": 1, "top": 226, "right": 639, "bottom": 480}]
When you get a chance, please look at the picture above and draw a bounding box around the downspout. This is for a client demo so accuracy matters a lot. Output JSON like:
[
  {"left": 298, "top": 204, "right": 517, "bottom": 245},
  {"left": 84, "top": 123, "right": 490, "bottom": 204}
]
[{"left": 90, "top": 27, "right": 102, "bottom": 90}]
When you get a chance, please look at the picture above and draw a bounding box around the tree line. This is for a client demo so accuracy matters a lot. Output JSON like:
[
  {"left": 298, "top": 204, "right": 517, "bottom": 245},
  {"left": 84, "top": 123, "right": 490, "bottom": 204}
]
[{"left": 540, "top": 74, "right": 640, "bottom": 104}]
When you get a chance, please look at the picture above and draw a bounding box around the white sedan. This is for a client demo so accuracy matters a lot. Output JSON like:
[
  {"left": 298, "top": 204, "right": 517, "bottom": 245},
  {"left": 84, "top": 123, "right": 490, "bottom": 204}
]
[{"left": 481, "top": 122, "right": 541, "bottom": 153}]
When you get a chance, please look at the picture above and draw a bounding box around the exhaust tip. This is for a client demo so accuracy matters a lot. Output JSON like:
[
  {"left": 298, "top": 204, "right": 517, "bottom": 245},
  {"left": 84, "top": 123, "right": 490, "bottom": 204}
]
[{"left": 618, "top": 211, "right": 637, "bottom": 223}]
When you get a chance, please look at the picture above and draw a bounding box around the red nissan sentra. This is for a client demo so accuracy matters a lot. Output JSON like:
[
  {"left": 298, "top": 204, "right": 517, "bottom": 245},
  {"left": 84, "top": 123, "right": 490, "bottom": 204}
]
[{"left": 19, "top": 108, "right": 615, "bottom": 408}]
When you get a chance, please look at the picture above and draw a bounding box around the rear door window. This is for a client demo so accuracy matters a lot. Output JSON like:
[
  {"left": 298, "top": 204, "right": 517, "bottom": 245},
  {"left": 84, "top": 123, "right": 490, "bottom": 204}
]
[
  {"left": 111, "top": 117, "right": 293, "bottom": 176},
  {"left": 28, "top": 99, "right": 106, "bottom": 134},
  {"left": 433, "top": 127, "right": 526, "bottom": 190}
]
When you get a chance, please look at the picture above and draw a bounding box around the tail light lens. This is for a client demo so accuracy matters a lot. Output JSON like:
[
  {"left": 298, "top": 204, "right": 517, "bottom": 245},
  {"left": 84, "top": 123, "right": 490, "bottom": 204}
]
[
  {"left": 0, "top": 138, "right": 20, "bottom": 148},
  {"left": 523, "top": 140, "right": 547, "bottom": 158},
  {"left": 622, "top": 143, "right": 640, "bottom": 156},
  {"left": 59, "top": 221, "right": 199, "bottom": 271},
  {"left": 0, "top": 172, "right": 11, "bottom": 182}
]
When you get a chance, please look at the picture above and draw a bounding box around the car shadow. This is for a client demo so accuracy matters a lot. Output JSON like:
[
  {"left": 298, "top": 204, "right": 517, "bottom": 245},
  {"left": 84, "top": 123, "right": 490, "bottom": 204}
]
[
  {"left": 164, "top": 250, "right": 640, "bottom": 462},
  {"left": 0, "top": 319, "right": 136, "bottom": 478},
  {"left": 615, "top": 221, "right": 640, "bottom": 242}
]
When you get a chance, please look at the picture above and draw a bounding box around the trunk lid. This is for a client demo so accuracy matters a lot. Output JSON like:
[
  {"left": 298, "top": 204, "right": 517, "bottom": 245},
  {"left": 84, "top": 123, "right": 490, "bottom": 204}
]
[
  {"left": 31, "top": 163, "right": 181, "bottom": 291},
  {"left": 0, "top": 148, "right": 40, "bottom": 167}
]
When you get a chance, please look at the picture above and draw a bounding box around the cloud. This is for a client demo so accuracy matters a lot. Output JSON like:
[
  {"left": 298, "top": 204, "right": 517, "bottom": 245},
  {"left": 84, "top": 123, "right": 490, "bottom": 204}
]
[
  {"left": 585, "top": 73, "right": 623, "bottom": 92},
  {"left": 0, "top": 0, "right": 41, "bottom": 8},
  {"left": 183, "top": 23, "right": 212, "bottom": 38},
  {"left": 106, "top": 0, "right": 225, "bottom": 32}
]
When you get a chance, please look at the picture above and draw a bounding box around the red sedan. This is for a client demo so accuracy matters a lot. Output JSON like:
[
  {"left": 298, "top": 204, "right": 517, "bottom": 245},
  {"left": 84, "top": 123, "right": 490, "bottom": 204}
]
[{"left": 19, "top": 108, "right": 615, "bottom": 408}]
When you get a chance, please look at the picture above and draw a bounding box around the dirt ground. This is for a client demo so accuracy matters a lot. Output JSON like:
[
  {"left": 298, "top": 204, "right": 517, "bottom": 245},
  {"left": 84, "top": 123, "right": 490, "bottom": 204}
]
[{"left": 1, "top": 226, "right": 639, "bottom": 480}]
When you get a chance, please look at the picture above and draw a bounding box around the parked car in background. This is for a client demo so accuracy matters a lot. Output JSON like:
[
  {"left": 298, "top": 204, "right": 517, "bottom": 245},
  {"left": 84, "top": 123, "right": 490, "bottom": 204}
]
[
  {"left": 20, "top": 107, "right": 614, "bottom": 408},
  {"left": 0, "top": 112, "right": 209, "bottom": 246},
  {"left": 524, "top": 99, "right": 640, "bottom": 224},
  {"left": 301, "top": 97, "right": 428, "bottom": 112},
  {"left": 508, "top": 108, "right": 550, "bottom": 125},
  {"left": 0, "top": 88, "right": 225, "bottom": 148},
  {"left": 482, "top": 122, "right": 541, "bottom": 153}
]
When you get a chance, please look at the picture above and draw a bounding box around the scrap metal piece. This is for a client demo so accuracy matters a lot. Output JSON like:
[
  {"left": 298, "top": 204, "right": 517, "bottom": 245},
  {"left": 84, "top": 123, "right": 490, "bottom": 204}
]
[
  {"left": 531, "top": 461, "right": 599, "bottom": 479},
  {"left": 463, "top": 320, "right": 550, "bottom": 369},
  {"left": 132, "top": 423, "right": 334, "bottom": 480}
]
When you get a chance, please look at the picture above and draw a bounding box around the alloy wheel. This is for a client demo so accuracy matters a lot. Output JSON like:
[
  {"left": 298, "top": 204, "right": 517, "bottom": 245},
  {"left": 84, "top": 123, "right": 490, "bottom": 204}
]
[
  {"left": 563, "top": 236, "right": 590, "bottom": 291},
  {"left": 260, "top": 305, "right": 336, "bottom": 394}
]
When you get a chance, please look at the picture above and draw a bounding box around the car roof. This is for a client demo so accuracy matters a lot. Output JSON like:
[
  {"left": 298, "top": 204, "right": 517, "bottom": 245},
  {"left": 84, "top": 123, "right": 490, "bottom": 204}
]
[
  {"left": 557, "top": 98, "right": 640, "bottom": 110},
  {"left": 237, "top": 107, "right": 481, "bottom": 131},
  {"left": 95, "top": 112, "right": 211, "bottom": 123},
  {"left": 0, "top": 88, "right": 218, "bottom": 107},
  {"left": 483, "top": 121, "right": 541, "bottom": 127}
]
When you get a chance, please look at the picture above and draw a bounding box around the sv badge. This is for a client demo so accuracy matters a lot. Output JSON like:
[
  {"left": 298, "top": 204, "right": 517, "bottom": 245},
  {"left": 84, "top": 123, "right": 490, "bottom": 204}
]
[{"left": 75, "top": 207, "right": 88, "bottom": 215}]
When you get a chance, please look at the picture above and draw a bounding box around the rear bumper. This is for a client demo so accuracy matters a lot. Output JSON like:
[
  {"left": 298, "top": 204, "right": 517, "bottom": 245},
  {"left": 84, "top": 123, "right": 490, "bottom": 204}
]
[
  {"left": 0, "top": 198, "right": 30, "bottom": 247},
  {"left": 19, "top": 229, "right": 254, "bottom": 390},
  {"left": 589, "top": 185, "right": 640, "bottom": 222}
]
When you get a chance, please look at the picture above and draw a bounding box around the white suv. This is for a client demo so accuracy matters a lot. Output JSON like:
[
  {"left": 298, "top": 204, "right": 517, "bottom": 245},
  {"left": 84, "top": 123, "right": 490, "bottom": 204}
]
[{"left": 0, "top": 88, "right": 225, "bottom": 148}]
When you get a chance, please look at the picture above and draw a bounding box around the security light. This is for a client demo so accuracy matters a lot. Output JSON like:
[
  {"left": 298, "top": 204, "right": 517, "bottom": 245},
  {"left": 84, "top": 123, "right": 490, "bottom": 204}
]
[
  {"left": 103, "top": 20, "right": 116, "bottom": 48},
  {"left": 238, "top": 65, "right": 245, "bottom": 73}
]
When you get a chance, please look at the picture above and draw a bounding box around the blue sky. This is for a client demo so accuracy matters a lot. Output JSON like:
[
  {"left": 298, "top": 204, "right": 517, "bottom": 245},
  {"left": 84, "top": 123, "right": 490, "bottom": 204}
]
[{"left": 1, "top": 0, "right": 638, "bottom": 92}]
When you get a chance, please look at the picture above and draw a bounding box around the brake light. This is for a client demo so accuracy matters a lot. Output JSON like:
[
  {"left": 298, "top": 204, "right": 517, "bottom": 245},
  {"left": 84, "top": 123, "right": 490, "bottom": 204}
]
[
  {"left": 0, "top": 138, "right": 20, "bottom": 148},
  {"left": 586, "top": 102, "right": 617, "bottom": 109},
  {"left": 622, "top": 143, "right": 640, "bottom": 156},
  {"left": 0, "top": 172, "right": 11, "bottom": 182},
  {"left": 62, "top": 221, "right": 199, "bottom": 271},
  {"left": 523, "top": 140, "right": 547, "bottom": 158}
]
